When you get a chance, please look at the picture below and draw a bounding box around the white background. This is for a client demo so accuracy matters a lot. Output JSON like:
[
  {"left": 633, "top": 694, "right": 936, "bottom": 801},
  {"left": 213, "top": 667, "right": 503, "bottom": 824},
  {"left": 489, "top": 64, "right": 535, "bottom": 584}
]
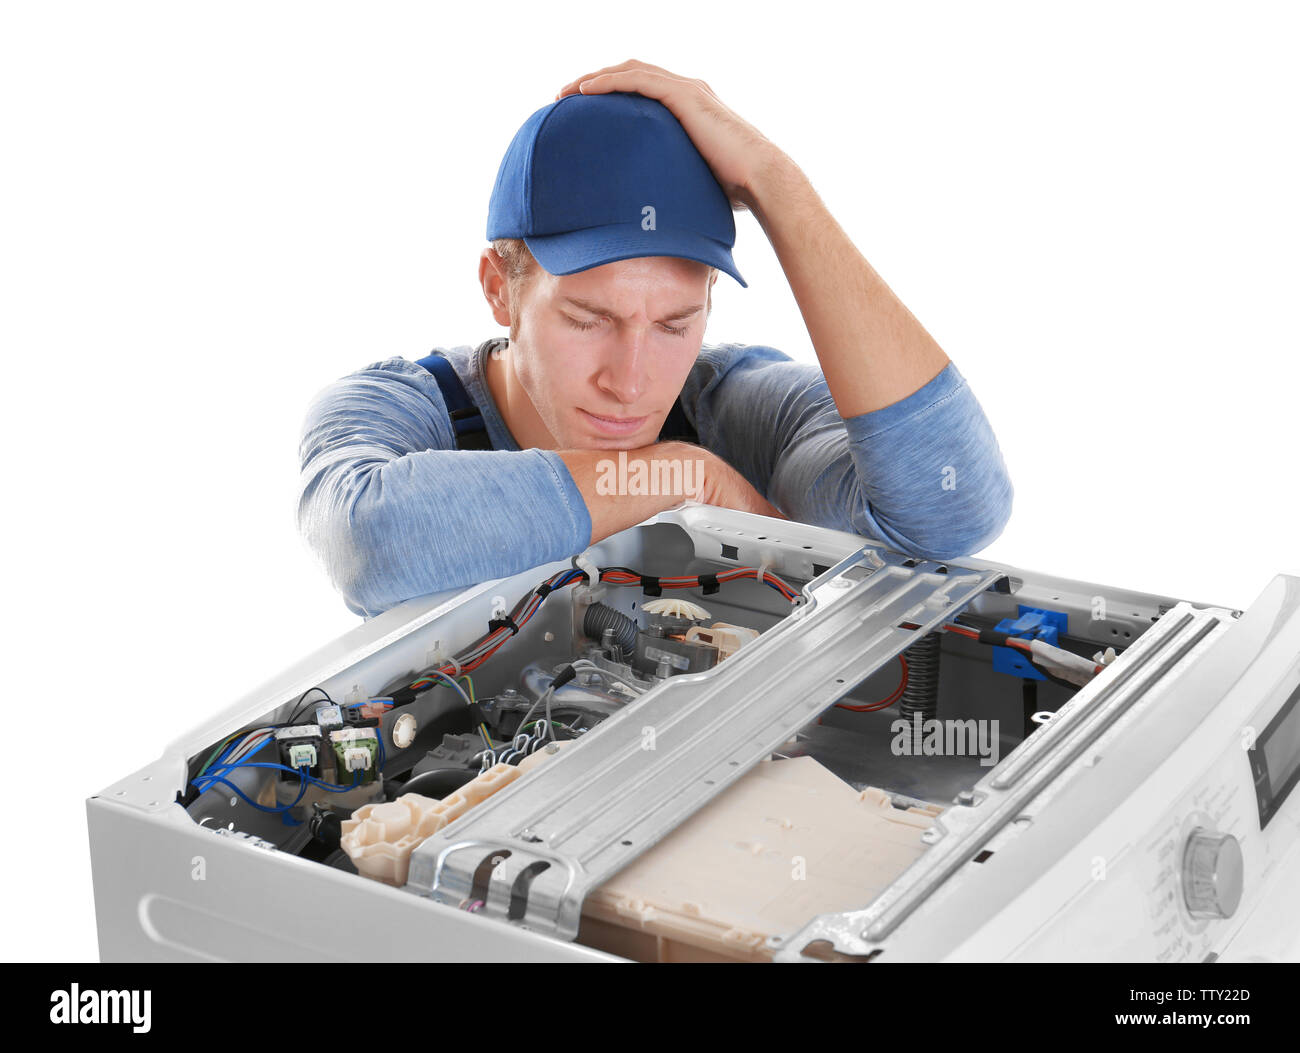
[{"left": 3, "top": 1, "right": 1296, "bottom": 961}]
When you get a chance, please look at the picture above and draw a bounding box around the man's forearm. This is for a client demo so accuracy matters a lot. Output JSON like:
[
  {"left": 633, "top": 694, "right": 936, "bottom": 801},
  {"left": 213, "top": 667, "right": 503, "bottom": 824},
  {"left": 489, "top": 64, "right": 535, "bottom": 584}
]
[
  {"left": 743, "top": 151, "right": 952, "bottom": 418},
  {"left": 556, "top": 440, "right": 784, "bottom": 546},
  {"left": 556, "top": 442, "right": 702, "bottom": 547}
]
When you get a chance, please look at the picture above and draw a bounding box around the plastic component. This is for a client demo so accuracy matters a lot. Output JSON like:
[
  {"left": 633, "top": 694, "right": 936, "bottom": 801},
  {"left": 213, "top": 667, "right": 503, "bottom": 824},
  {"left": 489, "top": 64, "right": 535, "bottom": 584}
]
[
  {"left": 1182, "top": 828, "right": 1244, "bottom": 920},
  {"left": 287, "top": 744, "right": 317, "bottom": 769},
  {"left": 579, "top": 756, "right": 938, "bottom": 962},
  {"left": 993, "top": 606, "right": 1069, "bottom": 680},
  {"left": 354, "top": 700, "right": 392, "bottom": 720},
  {"left": 683, "top": 621, "right": 759, "bottom": 661},
  {"left": 274, "top": 725, "right": 323, "bottom": 777},
  {"left": 643, "top": 597, "right": 711, "bottom": 621},
  {"left": 314, "top": 705, "right": 344, "bottom": 730},
  {"left": 340, "top": 746, "right": 567, "bottom": 886},
  {"left": 330, "top": 728, "right": 378, "bottom": 784},
  {"left": 391, "top": 712, "right": 418, "bottom": 749}
]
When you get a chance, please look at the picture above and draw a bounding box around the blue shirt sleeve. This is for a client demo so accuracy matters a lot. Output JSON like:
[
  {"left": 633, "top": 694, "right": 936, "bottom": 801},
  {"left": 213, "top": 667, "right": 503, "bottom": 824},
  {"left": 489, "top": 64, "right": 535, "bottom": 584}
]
[
  {"left": 683, "top": 344, "right": 1013, "bottom": 561},
  {"left": 296, "top": 357, "right": 592, "bottom": 618}
]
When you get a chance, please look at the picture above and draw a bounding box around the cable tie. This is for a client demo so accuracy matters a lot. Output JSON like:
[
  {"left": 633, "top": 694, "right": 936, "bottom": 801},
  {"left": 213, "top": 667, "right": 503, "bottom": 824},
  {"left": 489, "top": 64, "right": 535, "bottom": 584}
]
[
  {"left": 640, "top": 574, "right": 663, "bottom": 597},
  {"left": 488, "top": 615, "right": 519, "bottom": 637},
  {"left": 698, "top": 572, "right": 720, "bottom": 595},
  {"left": 573, "top": 551, "right": 600, "bottom": 586}
]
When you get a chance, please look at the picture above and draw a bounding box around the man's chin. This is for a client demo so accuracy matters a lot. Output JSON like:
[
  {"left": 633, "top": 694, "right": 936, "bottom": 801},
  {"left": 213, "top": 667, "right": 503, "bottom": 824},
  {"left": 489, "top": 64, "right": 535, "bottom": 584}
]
[{"left": 570, "top": 434, "right": 651, "bottom": 452}]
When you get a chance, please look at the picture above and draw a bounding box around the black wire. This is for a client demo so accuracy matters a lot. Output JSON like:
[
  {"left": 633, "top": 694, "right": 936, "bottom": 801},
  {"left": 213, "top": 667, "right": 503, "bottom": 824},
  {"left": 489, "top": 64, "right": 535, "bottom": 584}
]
[
  {"left": 394, "top": 768, "right": 480, "bottom": 800},
  {"left": 287, "top": 686, "right": 335, "bottom": 726}
]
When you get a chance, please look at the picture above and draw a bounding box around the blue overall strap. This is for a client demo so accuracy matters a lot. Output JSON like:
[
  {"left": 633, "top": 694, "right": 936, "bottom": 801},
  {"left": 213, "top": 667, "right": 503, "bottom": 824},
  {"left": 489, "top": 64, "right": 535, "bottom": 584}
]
[
  {"left": 415, "top": 349, "right": 494, "bottom": 451},
  {"left": 657, "top": 395, "right": 699, "bottom": 445}
]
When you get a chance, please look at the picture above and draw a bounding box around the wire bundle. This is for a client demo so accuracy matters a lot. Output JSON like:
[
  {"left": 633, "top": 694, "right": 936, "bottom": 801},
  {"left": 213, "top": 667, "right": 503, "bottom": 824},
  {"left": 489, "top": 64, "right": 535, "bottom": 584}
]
[
  {"left": 393, "top": 563, "right": 798, "bottom": 708},
  {"left": 191, "top": 733, "right": 363, "bottom": 817},
  {"left": 190, "top": 561, "right": 804, "bottom": 809},
  {"left": 597, "top": 565, "right": 800, "bottom": 603},
  {"left": 190, "top": 686, "right": 379, "bottom": 816},
  {"left": 405, "top": 568, "right": 588, "bottom": 694}
]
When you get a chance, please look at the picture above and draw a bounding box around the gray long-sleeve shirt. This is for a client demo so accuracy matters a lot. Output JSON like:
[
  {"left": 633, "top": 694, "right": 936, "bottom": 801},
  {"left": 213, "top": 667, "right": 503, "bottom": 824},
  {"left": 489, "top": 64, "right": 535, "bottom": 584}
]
[{"left": 297, "top": 339, "right": 1013, "bottom": 619}]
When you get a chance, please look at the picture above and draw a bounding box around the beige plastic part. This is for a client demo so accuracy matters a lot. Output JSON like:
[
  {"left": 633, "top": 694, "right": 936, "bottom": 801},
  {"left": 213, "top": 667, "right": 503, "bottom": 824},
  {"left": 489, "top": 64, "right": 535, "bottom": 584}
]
[
  {"left": 642, "top": 597, "right": 712, "bottom": 621},
  {"left": 683, "top": 621, "right": 760, "bottom": 661},
  {"left": 340, "top": 743, "right": 570, "bottom": 886},
  {"left": 342, "top": 743, "right": 939, "bottom": 961},
  {"left": 578, "top": 756, "right": 941, "bottom": 963}
]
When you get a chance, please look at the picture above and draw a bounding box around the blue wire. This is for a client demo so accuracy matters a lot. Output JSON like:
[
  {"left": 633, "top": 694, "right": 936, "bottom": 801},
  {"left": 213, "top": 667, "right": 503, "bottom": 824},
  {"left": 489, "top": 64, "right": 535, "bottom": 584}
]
[
  {"left": 302, "top": 771, "right": 363, "bottom": 792},
  {"left": 194, "top": 771, "right": 310, "bottom": 815},
  {"left": 194, "top": 759, "right": 364, "bottom": 793}
]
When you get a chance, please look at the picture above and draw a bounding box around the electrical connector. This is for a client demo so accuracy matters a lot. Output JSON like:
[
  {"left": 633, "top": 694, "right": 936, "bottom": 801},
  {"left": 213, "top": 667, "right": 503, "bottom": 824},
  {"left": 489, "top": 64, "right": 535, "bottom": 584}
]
[
  {"left": 329, "top": 727, "right": 379, "bottom": 785},
  {"left": 683, "top": 622, "right": 759, "bottom": 661},
  {"left": 287, "top": 743, "right": 317, "bottom": 770},
  {"left": 274, "top": 724, "right": 323, "bottom": 779},
  {"left": 992, "top": 606, "right": 1069, "bottom": 681}
]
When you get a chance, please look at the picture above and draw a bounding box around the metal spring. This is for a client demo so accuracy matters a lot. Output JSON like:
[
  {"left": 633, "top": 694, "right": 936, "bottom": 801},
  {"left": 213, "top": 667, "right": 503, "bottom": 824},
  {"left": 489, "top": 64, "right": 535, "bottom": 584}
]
[{"left": 898, "top": 631, "right": 942, "bottom": 748}]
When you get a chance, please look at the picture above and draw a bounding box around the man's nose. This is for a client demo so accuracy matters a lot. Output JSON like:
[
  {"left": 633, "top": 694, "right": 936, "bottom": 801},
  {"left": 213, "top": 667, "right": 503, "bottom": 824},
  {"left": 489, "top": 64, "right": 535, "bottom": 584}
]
[{"left": 596, "top": 330, "right": 649, "bottom": 406}]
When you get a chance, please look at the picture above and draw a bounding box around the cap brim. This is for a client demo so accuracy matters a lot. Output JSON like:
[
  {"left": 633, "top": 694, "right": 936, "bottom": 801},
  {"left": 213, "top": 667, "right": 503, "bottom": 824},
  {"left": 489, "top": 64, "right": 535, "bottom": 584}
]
[{"left": 525, "top": 222, "right": 746, "bottom": 288}]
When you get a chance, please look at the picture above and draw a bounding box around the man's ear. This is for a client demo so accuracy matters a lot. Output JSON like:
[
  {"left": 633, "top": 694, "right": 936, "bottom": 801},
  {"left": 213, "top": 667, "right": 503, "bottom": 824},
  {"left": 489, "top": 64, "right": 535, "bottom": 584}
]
[{"left": 479, "top": 248, "right": 513, "bottom": 329}]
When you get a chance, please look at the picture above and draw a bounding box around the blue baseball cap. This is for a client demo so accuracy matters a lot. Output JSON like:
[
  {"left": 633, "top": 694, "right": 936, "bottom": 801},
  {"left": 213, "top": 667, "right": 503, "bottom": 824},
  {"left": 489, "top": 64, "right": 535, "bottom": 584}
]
[{"left": 486, "top": 91, "right": 746, "bottom": 287}]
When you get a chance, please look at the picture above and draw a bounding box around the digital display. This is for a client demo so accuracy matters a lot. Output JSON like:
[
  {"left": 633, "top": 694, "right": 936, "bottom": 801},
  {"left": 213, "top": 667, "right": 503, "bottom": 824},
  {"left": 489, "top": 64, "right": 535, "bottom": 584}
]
[{"left": 1250, "top": 679, "right": 1300, "bottom": 828}]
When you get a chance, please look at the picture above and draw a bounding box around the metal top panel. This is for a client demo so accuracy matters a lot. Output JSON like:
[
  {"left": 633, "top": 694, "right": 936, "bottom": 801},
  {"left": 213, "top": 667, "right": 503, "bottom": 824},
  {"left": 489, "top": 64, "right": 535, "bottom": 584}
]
[{"left": 406, "top": 547, "right": 1005, "bottom": 939}]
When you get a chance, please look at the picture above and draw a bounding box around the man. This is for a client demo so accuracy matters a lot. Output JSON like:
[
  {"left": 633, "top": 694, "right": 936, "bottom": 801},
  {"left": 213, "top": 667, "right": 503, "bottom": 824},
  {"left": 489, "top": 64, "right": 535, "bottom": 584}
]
[{"left": 298, "top": 60, "right": 1013, "bottom": 619}]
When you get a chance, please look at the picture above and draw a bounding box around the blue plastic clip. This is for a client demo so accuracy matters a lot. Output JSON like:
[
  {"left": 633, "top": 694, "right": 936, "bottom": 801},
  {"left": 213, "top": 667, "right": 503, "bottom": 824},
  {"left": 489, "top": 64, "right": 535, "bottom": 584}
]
[{"left": 992, "top": 606, "right": 1069, "bottom": 680}]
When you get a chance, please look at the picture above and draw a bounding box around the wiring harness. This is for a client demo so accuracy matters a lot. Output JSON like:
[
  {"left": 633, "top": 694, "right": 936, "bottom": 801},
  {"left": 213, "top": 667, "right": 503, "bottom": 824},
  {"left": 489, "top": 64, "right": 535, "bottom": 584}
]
[
  {"left": 385, "top": 562, "right": 799, "bottom": 709},
  {"left": 186, "top": 561, "right": 800, "bottom": 810}
]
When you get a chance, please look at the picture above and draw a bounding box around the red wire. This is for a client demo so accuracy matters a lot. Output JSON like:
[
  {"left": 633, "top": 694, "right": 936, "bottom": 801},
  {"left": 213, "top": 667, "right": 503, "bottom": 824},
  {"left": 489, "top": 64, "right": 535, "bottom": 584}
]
[{"left": 835, "top": 654, "right": 910, "bottom": 712}]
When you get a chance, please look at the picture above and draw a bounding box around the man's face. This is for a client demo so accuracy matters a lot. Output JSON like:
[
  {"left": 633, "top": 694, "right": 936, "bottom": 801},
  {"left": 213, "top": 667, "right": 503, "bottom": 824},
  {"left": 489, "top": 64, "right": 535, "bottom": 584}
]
[{"left": 495, "top": 254, "right": 714, "bottom": 450}]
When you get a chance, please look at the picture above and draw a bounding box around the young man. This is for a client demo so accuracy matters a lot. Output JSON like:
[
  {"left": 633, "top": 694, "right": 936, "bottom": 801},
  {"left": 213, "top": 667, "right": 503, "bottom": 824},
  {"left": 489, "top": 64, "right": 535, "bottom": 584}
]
[{"left": 298, "top": 61, "right": 1013, "bottom": 619}]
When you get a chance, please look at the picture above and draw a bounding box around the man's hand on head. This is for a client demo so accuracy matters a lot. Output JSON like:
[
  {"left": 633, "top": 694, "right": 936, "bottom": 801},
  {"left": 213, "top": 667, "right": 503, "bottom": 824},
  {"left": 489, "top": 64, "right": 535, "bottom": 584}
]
[{"left": 555, "top": 59, "right": 785, "bottom": 213}]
